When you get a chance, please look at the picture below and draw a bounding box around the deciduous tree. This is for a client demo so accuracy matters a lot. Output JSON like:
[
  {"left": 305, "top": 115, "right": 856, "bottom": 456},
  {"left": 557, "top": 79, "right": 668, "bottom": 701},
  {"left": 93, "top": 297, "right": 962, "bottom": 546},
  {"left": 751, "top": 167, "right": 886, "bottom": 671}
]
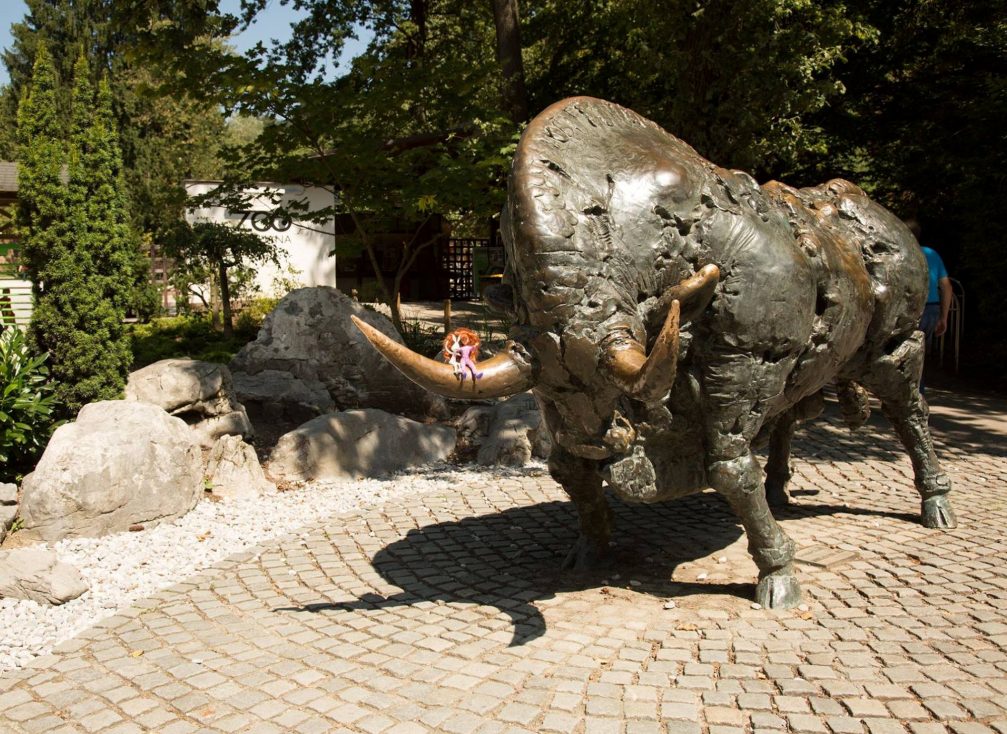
[{"left": 163, "top": 221, "right": 278, "bottom": 338}]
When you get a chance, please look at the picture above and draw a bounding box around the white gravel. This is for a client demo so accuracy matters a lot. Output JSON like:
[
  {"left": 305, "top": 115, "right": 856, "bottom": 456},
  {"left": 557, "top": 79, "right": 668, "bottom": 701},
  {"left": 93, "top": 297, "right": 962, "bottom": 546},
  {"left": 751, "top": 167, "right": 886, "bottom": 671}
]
[{"left": 0, "top": 463, "right": 544, "bottom": 676}]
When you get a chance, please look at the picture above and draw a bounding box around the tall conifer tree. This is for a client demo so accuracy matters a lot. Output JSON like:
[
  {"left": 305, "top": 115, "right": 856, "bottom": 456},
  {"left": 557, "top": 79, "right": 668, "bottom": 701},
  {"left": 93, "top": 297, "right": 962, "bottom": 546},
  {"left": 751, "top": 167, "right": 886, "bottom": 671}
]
[
  {"left": 15, "top": 45, "right": 65, "bottom": 287},
  {"left": 17, "top": 50, "right": 132, "bottom": 415}
]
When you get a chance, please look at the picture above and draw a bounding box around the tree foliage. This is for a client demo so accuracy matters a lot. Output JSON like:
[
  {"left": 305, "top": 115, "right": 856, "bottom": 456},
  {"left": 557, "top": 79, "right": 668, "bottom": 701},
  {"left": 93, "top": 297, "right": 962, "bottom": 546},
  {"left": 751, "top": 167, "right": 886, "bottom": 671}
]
[
  {"left": 812, "top": 0, "right": 1005, "bottom": 356},
  {"left": 1, "top": 0, "right": 227, "bottom": 235},
  {"left": 135, "top": 0, "right": 519, "bottom": 332},
  {"left": 17, "top": 49, "right": 134, "bottom": 416},
  {"left": 23, "top": 0, "right": 1001, "bottom": 372},
  {"left": 521, "top": 0, "right": 877, "bottom": 178}
]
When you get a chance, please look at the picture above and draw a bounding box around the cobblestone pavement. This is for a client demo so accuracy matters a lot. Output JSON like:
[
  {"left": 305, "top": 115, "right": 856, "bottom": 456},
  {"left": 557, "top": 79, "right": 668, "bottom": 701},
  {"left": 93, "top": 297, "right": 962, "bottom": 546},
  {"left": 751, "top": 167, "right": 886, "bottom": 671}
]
[{"left": 2, "top": 389, "right": 1006, "bottom": 734}]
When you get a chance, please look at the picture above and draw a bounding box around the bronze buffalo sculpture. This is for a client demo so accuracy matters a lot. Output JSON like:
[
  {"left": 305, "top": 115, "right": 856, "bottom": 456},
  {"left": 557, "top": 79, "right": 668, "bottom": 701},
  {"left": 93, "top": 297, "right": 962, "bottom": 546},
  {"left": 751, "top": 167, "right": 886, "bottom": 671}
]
[{"left": 352, "top": 96, "right": 956, "bottom": 609}]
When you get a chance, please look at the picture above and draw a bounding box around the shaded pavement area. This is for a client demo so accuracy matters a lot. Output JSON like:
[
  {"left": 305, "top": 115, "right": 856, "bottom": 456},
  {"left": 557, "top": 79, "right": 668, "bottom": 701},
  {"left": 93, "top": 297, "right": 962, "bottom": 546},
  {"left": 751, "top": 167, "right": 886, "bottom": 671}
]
[{"left": 1, "top": 387, "right": 1006, "bottom": 734}]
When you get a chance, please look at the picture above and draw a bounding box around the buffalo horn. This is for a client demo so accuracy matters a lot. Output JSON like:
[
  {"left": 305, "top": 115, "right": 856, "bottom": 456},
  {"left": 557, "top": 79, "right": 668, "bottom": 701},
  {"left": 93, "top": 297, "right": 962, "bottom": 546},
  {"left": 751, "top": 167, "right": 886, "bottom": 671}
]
[
  {"left": 350, "top": 315, "right": 536, "bottom": 399},
  {"left": 607, "top": 264, "right": 720, "bottom": 401},
  {"left": 607, "top": 300, "right": 681, "bottom": 402}
]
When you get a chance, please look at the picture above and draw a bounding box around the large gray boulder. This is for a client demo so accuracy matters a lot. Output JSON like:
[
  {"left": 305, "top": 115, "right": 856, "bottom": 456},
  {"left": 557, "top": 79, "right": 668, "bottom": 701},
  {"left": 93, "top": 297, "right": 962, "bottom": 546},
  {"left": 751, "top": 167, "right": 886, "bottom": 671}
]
[
  {"left": 268, "top": 409, "right": 456, "bottom": 481},
  {"left": 0, "top": 548, "right": 88, "bottom": 605},
  {"left": 126, "top": 358, "right": 253, "bottom": 448},
  {"left": 18, "top": 401, "right": 204, "bottom": 542},
  {"left": 230, "top": 288, "right": 447, "bottom": 432},
  {"left": 231, "top": 369, "right": 335, "bottom": 430}
]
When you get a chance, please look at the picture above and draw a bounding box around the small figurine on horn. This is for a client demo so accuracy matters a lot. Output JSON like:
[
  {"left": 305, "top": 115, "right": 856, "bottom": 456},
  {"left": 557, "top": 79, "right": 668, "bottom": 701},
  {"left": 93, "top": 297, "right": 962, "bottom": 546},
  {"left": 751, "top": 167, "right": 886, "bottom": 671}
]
[{"left": 443, "top": 327, "right": 484, "bottom": 382}]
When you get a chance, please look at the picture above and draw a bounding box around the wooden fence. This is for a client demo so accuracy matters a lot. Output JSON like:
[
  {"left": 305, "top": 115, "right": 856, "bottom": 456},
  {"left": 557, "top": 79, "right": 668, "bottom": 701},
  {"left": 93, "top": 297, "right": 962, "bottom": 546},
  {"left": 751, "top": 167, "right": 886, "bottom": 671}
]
[{"left": 0, "top": 246, "right": 32, "bottom": 327}]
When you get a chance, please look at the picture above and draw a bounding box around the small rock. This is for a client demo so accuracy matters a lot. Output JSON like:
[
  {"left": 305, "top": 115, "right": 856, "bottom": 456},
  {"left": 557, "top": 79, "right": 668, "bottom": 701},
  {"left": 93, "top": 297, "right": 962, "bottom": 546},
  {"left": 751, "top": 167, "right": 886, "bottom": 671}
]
[
  {"left": 0, "top": 482, "right": 17, "bottom": 505},
  {"left": 717, "top": 556, "right": 727, "bottom": 564},
  {"left": 0, "top": 548, "right": 89, "bottom": 605},
  {"left": 476, "top": 392, "right": 550, "bottom": 467},
  {"left": 18, "top": 401, "right": 204, "bottom": 542},
  {"left": 129, "top": 524, "right": 144, "bottom": 532},
  {"left": 629, "top": 579, "right": 641, "bottom": 587},
  {"left": 697, "top": 572, "right": 708, "bottom": 581},
  {"left": 0, "top": 504, "right": 17, "bottom": 545},
  {"left": 664, "top": 600, "right": 677, "bottom": 609},
  {"left": 751, "top": 602, "right": 762, "bottom": 610},
  {"left": 126, "top": 358, "right": 253, "bottom": 448},
  {"left": 205, "top": 435, "right": 275, "bottom": 500},
  {"left": 798, "top": 603, "right": 810, "bottom": 612}
]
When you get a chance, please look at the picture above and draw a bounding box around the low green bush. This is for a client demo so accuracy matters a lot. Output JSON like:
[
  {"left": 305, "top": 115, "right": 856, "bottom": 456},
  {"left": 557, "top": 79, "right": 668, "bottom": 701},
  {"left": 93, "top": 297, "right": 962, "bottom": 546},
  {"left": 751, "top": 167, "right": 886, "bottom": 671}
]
[
  {"left": 129, "top": 313, "right": 263, "bottom": 368},
  {"left": 401, "top": 318, "right": 445, "bottom": 358},
  {"left": 0, "top": 325, "right": 60, "bottom": 483}
]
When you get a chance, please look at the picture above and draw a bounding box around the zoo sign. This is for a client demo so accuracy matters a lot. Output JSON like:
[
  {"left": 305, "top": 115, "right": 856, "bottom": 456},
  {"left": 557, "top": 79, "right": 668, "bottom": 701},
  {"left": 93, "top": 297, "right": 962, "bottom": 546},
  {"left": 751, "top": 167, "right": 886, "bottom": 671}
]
[{"left": 235, "top": 210, "right": 293, "bottom": 233}]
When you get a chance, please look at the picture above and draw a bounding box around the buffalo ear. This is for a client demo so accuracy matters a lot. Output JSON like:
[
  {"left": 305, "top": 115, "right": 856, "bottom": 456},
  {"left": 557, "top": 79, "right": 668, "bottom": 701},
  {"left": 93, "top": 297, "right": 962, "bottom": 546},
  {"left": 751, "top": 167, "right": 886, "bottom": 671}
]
[{"left": 484, "top": 283, "right": 516, "bottom": 316}]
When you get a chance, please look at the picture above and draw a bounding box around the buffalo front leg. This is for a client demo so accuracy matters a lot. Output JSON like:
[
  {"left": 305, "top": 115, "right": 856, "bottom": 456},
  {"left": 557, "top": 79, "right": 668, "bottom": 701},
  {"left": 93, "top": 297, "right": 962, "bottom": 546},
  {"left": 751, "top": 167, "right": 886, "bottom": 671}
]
[
  {"left": 549, "top": 447, "right": 613, "bottom": 570},
  {"left": 708, "top": 450, "right": 801, "bottom": 608},
  {"left": 861, "top": 333, "right": 956, "bottom": 529}
]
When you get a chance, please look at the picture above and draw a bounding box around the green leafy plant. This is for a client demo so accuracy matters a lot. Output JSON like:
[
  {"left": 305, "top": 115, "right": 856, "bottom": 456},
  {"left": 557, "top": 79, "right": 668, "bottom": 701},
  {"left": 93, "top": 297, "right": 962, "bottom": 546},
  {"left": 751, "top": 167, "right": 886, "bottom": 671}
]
[
  {"left": 234, "top": 296, "right": 279, "bottom": 337},
  {"left": 129, "top": 315, "right": 260, "bottom": 368},
  {"left": 0, "top": 325, "right": 59, "bottom": 482},
  {"left": 401, "top": 318, "right": 445, "bottom": 359}
]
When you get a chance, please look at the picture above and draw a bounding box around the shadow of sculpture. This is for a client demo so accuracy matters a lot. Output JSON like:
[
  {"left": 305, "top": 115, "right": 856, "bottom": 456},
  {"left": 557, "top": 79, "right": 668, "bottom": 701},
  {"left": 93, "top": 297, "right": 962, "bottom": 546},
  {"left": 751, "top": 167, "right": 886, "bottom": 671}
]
[
  {"left": 274, "top": 489, "right": 922, "bottom": 646},
  {"left": 791, "top": 390, "right": 1007, "bottom": 463}
]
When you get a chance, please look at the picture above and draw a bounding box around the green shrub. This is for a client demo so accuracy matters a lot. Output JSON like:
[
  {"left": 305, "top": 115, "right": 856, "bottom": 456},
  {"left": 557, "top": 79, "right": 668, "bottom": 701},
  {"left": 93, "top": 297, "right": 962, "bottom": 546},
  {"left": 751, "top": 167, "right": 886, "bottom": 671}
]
[
  {"left": 0, "top": 325, "right": 59, "bottom": 482},
  {"left": 129, "top": 314, "right": 261, "bottom": 368},
  {"left": 401, "top": 318, "right": 444, "bottom": 358},
  {"left": 234, "top": 296, "right": 278, "bottom": 337}
]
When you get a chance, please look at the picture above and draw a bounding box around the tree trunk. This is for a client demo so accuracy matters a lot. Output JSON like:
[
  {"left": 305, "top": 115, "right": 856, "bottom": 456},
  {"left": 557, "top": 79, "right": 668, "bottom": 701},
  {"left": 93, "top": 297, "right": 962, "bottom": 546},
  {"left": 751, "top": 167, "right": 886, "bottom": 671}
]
[
  {"left": 209, "top": 277, "right": 221, "bottom": 331},
  {"left": 348, "top": 209, "right": 401, "bottom": 334},
  {"left": 490, "top": 0, "right": 529, "bottom": 124},
  {"left": 218, "top": 261, "right": 233, "bottom": 338},
  {"left": 408, "top": 0, "right": 428, "bottom": 59}
]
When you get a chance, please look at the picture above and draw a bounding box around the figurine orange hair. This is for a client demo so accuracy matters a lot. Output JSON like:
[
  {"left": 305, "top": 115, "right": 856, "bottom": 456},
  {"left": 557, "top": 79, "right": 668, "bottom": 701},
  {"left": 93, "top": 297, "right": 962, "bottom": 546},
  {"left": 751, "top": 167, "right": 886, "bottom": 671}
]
[{"left": 443, "top": 327, "right": 483, "bottom": 381}]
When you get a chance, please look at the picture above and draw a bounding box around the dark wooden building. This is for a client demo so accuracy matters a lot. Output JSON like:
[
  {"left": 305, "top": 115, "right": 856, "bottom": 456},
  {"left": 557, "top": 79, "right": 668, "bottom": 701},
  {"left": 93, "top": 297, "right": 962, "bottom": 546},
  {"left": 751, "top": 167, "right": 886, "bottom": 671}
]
[{"left": 333, "top": 213, "right": 499, "bottom": 302}]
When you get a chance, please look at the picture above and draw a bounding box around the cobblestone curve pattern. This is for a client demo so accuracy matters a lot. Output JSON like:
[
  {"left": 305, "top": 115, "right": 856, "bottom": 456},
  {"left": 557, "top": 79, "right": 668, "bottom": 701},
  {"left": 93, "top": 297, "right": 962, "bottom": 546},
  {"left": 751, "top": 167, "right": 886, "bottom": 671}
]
[{"left": 1, "top": 400, "right": 1006, "bottom": 734}]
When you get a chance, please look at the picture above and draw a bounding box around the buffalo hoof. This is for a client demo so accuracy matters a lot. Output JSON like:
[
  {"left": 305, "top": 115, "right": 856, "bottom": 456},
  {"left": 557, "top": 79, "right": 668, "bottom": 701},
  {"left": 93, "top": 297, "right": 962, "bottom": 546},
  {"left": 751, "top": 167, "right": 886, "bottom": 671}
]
[
  {"left": 754, "top": 568, "right": 801, "bottom": 609},
  {"left": 562, "top": 535, "right": 612, "bottom": 572},
  {"left": 922, "top": 495, "right": 957, "bottom": 530}
]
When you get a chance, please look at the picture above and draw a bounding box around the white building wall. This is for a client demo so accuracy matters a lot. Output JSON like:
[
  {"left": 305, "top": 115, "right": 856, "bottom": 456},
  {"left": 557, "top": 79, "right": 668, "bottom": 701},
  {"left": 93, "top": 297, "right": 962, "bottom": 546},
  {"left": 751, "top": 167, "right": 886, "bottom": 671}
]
[{"left": 184, "top": 181, "right": 336, "bottom": 297}]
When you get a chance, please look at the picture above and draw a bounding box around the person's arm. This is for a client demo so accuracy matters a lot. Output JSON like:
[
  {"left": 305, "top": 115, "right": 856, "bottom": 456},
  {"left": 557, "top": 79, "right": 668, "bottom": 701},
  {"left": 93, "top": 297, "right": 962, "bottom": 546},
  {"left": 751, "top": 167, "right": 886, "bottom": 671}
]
[{"left": 936, "top": 277, "right": 952, "bottom": 336}]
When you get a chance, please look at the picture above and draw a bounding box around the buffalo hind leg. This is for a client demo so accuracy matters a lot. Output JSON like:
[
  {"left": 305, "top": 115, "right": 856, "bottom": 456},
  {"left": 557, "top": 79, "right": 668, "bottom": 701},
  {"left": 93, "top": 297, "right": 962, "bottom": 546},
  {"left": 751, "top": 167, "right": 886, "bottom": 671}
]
[
  {"left": 765, "top": 414, "right": 796, "bottom": 508},
  {"left": 764, "top": 392, "right": 824, "bottom": 508},
  {"left": 708, "top": 450, "right": 801, "bottom": 608},
  {"left": 860, "top": 332, "right": 956, "bottom": 529},
  {"left": 550, "top": 447, "right": 613, "bottom": 570}
]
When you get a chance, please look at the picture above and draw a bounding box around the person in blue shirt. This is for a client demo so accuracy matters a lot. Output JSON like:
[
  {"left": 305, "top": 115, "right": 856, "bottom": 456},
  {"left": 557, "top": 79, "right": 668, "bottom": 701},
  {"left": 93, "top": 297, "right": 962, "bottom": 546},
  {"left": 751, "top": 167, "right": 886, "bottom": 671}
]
[{"left": 907, "top": 220, "right": 952, "bottom": 392}]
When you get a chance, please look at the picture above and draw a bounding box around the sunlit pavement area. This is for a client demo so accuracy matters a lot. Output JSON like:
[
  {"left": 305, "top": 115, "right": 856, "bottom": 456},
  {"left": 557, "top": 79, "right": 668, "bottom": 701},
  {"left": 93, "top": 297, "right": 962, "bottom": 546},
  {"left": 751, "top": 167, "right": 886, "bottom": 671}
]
[{"left": 1, "top": 387, "right": 1005, "bottom": 734}]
